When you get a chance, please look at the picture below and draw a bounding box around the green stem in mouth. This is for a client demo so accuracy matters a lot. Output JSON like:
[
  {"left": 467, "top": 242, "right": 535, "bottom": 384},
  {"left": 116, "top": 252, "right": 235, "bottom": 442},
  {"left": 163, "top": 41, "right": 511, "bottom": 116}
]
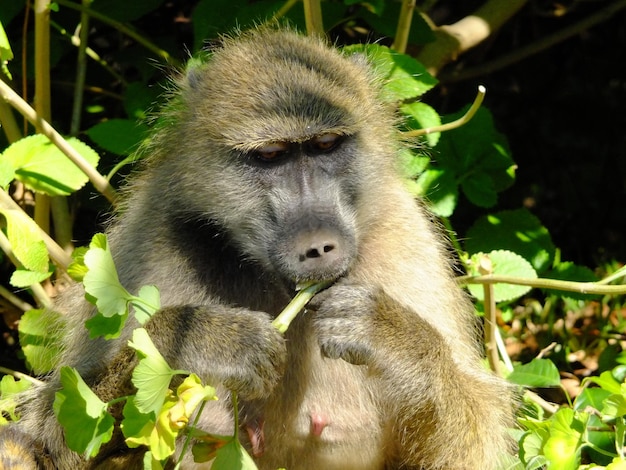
[{"left": 271, "top": 280, "right": 334, "bottom": 334}]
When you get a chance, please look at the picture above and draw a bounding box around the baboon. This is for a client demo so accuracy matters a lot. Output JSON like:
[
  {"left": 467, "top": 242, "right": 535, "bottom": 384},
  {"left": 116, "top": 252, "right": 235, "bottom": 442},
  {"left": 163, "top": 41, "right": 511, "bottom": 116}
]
[{"left": 0, "top": 28, "right": 513, "bottom": 469}]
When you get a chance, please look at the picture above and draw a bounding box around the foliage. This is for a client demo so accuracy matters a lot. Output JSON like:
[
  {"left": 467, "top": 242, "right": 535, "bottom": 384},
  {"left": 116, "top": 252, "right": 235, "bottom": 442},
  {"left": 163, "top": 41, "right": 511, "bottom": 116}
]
[{"left": 0, "top": 0, "right": 624, "bottom": 469}]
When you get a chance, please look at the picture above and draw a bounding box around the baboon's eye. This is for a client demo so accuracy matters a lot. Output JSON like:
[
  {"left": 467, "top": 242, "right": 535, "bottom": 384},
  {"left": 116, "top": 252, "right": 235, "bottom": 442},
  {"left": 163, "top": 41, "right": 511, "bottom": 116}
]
[
  {"left": 255, "top": 142, "right": 290, "bottom": 161},
  {"left": 310, "top": 133, "right": 342, "bottom": 152}
]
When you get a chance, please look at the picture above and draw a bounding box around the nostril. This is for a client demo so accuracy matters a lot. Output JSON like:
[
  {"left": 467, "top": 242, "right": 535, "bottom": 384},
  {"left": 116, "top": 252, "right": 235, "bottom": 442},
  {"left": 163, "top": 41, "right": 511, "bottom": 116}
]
[
  {"left": 306, "top": 248, "right": 321, "bottom": 259},
  {"left": 302, "top": 243, "right": 335, "bottom": 261}
]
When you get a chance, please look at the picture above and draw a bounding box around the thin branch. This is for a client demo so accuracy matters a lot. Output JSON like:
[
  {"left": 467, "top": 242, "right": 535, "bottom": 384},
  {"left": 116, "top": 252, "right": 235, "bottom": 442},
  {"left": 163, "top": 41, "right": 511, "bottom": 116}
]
[
  {"left": 50, "top": 20, "right": 126, "bottom": 85},
  {"left": 0, "top": 98, "right": 22, "bottom": 143},
  {"left": 0, "top": 189, "right": 73, "bottom": 270},
  {"left": 525, "top": 389, "right": 559, "bottom": 415},
  {"left": 54, "top": 0, "right": 182, "bottom": 68},
  {"left": 459, "top": 274, "right": 626, "bottom": 296},
  {"left": 0, "top": 230, "right": 51, "bottom": 307},
  {"left": 416, "top": 0, "right": 528, "bottom": 76},
  {"left": 303, "top": 0, "right": 324, "bottom": 36},
  {"left": 440, "top": 0, "right": 626, "bottom": 83},
  {"left": 0, "top": 284, "right": 34, "bottom": 312},
  {"left": 392, "top": 0, "right": 416, "bottom": 54},
  {"left": 0, "top": 79, "right": 118, "bottom": 205},
  {"left": 0, "top": 367, "right": 45, "bottom": 386},
  {"left": 479, "top": 255, "right": 502, "bottom": 376},
  {"left": 34, "top": 0, "right": 53, "bottom": 240},
  {"left": 404, "top": 85, "right": 485, "bottom": 137},
  {"left": 70, "top": 0, "right": 92, "bottom": 137}
]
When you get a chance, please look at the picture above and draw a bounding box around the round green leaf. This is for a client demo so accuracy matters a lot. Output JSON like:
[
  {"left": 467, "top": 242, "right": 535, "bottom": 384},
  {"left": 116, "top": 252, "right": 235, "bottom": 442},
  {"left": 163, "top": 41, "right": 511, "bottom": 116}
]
[
  {"left": 53, "top": 366, "right": 115, "bottom": 458},
  {"left": 467, "top": 250, "right": 537, "bottom": 303},
  {"left": 465, "top": 209, "right": 555, "bottom": 273},
  {"left": 508, "top": 358, "right": 561, "bottom": 388},
  {"left": 343, "top": 44, "right": 438, "bottom": 102},
  {"left": 128, "top": 328, "right": 177, "bottom": 415},
  {"left": 3, "top": 134, "right": 100, "bottom": 196},
  {"left": 18, "top": 308, "right": 65, "bottom": 374},
  {"left": 83, "top": 235, "right": 133, "bottom": 318},
  {"left": 415, "top": 168, "right": 458, "bottom": 217},
  {"left": 400, "top": 102, "right": 442, "bottom": 147},
  {"left": 86, "top": 119, "right": 149, "bottom": 156},
  {"left": 0, "top": 209, "right": 49, "bottom": 273}
]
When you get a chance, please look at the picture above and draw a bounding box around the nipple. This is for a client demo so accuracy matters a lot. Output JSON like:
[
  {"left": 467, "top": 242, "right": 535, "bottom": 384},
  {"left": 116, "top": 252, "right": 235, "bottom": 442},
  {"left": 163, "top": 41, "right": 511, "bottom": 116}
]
[{"left": 310, "top": 411, "right": 329, "bottom": 438}]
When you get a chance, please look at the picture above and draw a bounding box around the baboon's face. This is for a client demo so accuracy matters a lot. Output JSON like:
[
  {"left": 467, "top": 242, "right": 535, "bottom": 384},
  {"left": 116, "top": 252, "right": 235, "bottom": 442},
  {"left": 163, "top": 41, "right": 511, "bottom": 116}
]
[
  {"left": 239, "top": 132, "right": 360, "bottom": 284},
  {"left": 175, "top": 31, "right": 385, "bottom": 284}
]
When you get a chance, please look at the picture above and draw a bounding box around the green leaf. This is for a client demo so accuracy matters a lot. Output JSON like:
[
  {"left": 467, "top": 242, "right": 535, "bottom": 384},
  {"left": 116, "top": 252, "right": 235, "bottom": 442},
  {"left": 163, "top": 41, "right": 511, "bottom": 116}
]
[
  {"left": 67, "top": 246, "right": 89, "bottom": 282},
  {"left": 10, "top": 269, "right": 51, "bottom": 287},
  {"left": 193, "top": 436, "right": 257, "bottom": 469},
  {"left": 603, "top": 393, "right": 626, "bottom": 418},
  {"left": 123, "top": 82, "right": 163, "bottom": 120},
  {"left": 83, "top": 233, "right": 133, "bottom": 318},
  {"left": 0, "top": 157, "right": 16, "bottom": 189},
  {"left": 85, "top": 119, "right": 149, "bottom": 156},
  {"left": 2, "top": 134, "right": 100, "bottom": 196},
  {"left": 460, "top": 171, "right": 497, "bottom": 208},
  {"left": 397, "top": 148, "right": 430, "bottom": 180},
  {"left": 360, "top": 4, "right": 435, "bottom": 45},
  {"left": 543, "top": 408, "right": 586, "bottom": 470},
  {"left": 518, "top": 428, "right": 549, "bottom": 468},
  {"left": 508, "top": 359, "right": 561, "bottom": 388},
  {"left": 128, "top": 328, "right": 178, "bottom": 415},
  {"left": 0, "top": 376, "right": 32, "bottom": 425},
  {"left": 414, "top": 168, "right": 458, "bottom": 217},
  {"left": 399, "top": 102, "right": 441, "bottom": 147},
  {"left": 466, "top": 250, "right": 537, "bottom": 303},
  {"left": 18, "top": 308, "right": 65, "bottom": 374},
  {"left": 0, "top": 209, "right": 49, "bottom": 274},
  {"left": 343, "top": 44, "right": 438, "bottom": 102},
  {"left": 584, "top": 371, "right": 623, "bottom": 395},
  {"left": 431, "top": 106, "right": 515, "bottom": 211},
  {"left": 131, "top": 285, "right": 161, "bottom": 325},
  {"left": 85, "top": 311, "right": 128, "bottom": 340},
  {"left": 0, "top": 22, "right": 14, "bottom": 80},
  {"left": 53, "top": 366, "right": 115, "bottom": 458},
  {"left": 574, "top": 387, "right": 612, "bottom": 412},
  {"left": 213, "top": 438, "right": 258, "bottom": 469},
  {"left": 465, "top": 209, "right": 556, "bottom": 273}
]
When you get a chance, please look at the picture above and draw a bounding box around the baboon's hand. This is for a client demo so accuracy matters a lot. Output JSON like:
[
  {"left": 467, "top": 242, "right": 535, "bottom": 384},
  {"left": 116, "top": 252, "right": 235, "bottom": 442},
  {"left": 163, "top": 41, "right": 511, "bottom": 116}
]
[
  {"left": 212, "top": 309, "right": 287, "bottom": 399},
  {"left": 149, "top": 306, "right": 287, "bottom": 400},
  {"left": 308, "top": 284, "right": 379, "bottom": 366}
]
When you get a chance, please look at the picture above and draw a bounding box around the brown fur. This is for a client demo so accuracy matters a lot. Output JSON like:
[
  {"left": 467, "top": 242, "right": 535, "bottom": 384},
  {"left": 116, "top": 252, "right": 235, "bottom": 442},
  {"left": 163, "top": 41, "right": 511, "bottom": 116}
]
[{"left": 0, "top": 28, "right": 513, "bottom": 469}]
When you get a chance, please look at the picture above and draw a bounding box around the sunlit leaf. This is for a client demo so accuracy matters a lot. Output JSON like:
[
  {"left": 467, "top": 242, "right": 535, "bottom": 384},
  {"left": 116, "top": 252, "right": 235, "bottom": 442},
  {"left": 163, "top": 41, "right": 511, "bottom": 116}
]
[
  {"left": 344, "top": 44, "right": 438, "bottom": 102},
  {"left": 2, "top": 134, "right": 99, "bottom": 196},
  {"left": 0, "top": 209, "right": 49, "bottom": 274},
  {"left": 466, "top": 250, "right": 537, "bottom": 303},
  {"left": 0, "top": 376, "right": 32, "bottom": 425},
  {"left": 128, "top": 328, "right": 179, "bottom": 415},
  {"left": 18, "top": 308, "right": 65, "bottom": 374},
  {"left": 131, "top": 285, "right": 161, "bottom": 325},
  {"left": 83, "top": 234, "right": 133, "bottom": 318},
  {"left": 414, "top": 168, "right": 458, "bottom": 217},
  {"left": 192, "top": 436, "right": 257, "bottom": 469},
  {"left": 543, "top": 408, "right": 586, "bottom": 470},
  {"left": 465, "top": 209, "right": 555, "bottom": 273},
  {"left": 53, "top": 367, "right": 115, "bottom": 458},
  {"left": 508, "top": 359, "right": 560, "bottom": 388},
  {"left": 400, "top": 102, "right": 441, "bottom": 147},
  {"left": 583, "top": 371, "right": 623, "bottom": 395}
]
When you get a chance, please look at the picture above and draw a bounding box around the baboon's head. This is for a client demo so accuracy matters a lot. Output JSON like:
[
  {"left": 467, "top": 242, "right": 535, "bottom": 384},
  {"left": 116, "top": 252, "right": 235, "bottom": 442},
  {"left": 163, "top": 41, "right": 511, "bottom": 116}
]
[{"left": 158, "top": 29, "right": 396, "bottom": 283}]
